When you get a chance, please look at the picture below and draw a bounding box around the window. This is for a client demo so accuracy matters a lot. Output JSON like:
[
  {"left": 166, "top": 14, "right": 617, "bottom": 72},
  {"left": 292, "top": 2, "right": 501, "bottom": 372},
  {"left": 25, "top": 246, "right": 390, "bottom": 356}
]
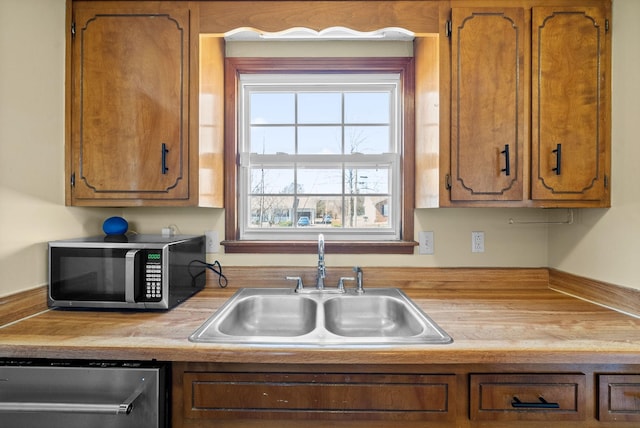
[
  {"left": 240, "top": 73, "right": 400, "bottom": 241},
  {"left": 224, "top": 58, "right": 415, "bottom": 254}
]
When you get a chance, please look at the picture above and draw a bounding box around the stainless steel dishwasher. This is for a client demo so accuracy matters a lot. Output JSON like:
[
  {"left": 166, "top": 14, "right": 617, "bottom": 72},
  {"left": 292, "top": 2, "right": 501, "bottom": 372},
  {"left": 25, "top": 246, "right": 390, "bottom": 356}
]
[{"left": 0, "top": 359, "right": 169, "bottom": 428}]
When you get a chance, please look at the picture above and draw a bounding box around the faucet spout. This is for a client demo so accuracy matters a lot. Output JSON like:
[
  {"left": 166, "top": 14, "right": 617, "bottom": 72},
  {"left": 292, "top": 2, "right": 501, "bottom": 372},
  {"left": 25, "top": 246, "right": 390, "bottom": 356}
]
[
  {"left": 316, "top": 234, "right": 325, "bottom": 289},
  {"left": 353, "top": 266, "right": 364, "bottom": 294}
]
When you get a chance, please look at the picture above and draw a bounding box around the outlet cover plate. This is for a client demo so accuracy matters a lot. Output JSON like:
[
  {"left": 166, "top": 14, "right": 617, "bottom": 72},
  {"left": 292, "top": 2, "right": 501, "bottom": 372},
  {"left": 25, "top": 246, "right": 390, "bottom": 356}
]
[
  {"left": 418, "top": 231, "right": 434, "bottom": 255},
  {"left": 472, "top": 231, "right": 485, "bottom": 253},
  {"left": 205, "top": 230, "right": 219, "bottom": 253}
]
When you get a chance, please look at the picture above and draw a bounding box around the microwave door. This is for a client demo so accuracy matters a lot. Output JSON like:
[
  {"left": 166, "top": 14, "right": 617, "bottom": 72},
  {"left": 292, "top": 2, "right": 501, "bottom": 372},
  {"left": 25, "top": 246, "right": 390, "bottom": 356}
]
[
  {"left": 125, "top": 249, "right": 139, "bottom": 303},
  {"left": 50, "top": 248, "right": 129, "bottom": 303}
]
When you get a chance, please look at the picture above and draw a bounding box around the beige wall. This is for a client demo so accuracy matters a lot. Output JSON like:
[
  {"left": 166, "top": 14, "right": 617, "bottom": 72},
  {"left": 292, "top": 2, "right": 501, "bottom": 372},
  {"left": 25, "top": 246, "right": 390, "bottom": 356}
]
[
  {"left": 0, "top": 0, "right": 118, "bottom": 297},
  {"left": 0, "top": 0, "right": 634, "bottom": 298},
  {"left": 121, "top": 206, "right": 550, "bottom": 268},
  {"left": 548, "top": 0, "right": 640, "bottom": 290}
]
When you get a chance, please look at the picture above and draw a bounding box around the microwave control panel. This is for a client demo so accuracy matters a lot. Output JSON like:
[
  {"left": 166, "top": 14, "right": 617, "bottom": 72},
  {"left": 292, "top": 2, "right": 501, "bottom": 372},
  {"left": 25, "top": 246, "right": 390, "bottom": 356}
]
[{"left": 143, "top": 251, "right": 162, "bottom": 301}]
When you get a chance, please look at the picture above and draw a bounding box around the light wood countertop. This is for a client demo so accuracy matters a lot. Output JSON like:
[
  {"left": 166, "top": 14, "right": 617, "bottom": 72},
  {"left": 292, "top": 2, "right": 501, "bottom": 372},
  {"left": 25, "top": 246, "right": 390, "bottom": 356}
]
[{"left": 1, "top": 280, "right": 639, "bottom": 365}]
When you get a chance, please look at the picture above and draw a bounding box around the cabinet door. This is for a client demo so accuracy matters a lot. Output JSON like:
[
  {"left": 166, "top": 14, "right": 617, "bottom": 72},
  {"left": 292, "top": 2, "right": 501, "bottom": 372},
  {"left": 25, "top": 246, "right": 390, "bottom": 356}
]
[
  {"left": 598, "top": 374, "right": 640, "bottom": 422},
  {"left": 180, "top": 371, "right": 456, "bottom": 423},
  {"left": 70, "top": 2, "right": 189, "bottom": 204},
  {"left": 531, "top": 7, "right": 609, "bottom": 203},
  {"left": 470, "top": 373, "right": 586, "bottom": 421},
  {"left": 450, "top": 8, "right": 525, "bottom": 201}
]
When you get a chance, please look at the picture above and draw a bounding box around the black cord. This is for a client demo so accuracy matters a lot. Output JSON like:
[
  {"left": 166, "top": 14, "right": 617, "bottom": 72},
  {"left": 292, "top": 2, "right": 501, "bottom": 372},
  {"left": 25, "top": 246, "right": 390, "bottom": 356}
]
[{"left": 188, "top": 260, "right": 228, "bottom": 288}]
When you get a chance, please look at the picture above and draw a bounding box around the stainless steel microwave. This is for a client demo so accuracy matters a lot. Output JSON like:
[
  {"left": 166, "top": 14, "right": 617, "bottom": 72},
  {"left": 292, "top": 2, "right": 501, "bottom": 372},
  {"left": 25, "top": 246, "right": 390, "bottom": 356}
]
[{"left": 48, "top": 235, "right": 206, "bottom": 310}]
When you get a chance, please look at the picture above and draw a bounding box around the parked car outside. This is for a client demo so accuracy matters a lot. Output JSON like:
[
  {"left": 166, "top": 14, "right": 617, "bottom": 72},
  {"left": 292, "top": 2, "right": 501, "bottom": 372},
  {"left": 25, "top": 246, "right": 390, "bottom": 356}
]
[
  {"left": 297, "top": 216, "right": 310, "bottom": 226},
  {"left": 323, "top": 215, "right": 332, "bottom": 224}
]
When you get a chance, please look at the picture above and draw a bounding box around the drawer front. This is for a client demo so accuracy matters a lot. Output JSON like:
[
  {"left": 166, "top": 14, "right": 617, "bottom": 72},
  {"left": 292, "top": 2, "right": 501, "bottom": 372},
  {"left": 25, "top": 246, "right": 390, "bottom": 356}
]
[
  {"left": 183, "top": 372, "right": 455, "bottom": 421},
  {"left": 599, "top": 374, "right": 640, "bottom": 422},
  {"left": 470, "top": 373, "right": 586, "bottom": 421}
]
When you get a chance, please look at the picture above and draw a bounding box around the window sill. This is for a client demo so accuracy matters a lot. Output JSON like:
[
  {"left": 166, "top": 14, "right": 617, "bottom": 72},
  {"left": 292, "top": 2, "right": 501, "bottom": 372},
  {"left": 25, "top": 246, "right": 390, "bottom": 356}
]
[{"left": 221, "top": 240, "right": 417, "bottom": 255}]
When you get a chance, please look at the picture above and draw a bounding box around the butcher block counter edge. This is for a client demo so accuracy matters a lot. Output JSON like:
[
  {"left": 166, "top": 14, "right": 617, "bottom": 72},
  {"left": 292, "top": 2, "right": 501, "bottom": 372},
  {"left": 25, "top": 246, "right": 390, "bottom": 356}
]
[{"left": 1, "top": 267, "right": 640, "bottom": 365}]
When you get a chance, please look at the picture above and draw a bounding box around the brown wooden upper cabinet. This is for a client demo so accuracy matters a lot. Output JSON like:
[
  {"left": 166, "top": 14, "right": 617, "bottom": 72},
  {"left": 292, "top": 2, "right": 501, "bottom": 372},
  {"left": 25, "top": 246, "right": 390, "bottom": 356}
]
[
  {"left": 450, "top": 8, "right": 526, "bottom": 202},
  {"left": 66, "top": 2, "right": 223, "bottom": 207},
  {"left": 432, "top": 4, "right": 610, "bottom": 208},
  {"left": 66, "top": 1, "right": 608, "bottom": 209},
  {"left": 531, "top": 6, "right": 609, "bottom": 204}
]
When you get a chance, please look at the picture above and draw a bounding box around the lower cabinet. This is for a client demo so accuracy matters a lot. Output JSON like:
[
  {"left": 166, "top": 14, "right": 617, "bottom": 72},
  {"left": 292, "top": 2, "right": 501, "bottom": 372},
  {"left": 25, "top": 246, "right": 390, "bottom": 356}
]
[
  {"left": 598, "top": 375, "right": 640, "bottom": 422},
  {"left": 182, "top": 371, "right": 455, "bottom": 423},
  {"left": 173, "top": 363, "right": 640, "bottom": 427},
  {"left": 470, "top": 373, "right": 586, "bottom": 421}
]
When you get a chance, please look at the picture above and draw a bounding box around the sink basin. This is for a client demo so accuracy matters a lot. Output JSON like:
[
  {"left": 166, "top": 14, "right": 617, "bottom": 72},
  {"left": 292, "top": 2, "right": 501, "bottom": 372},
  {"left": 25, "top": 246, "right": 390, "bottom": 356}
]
[
  {"left": 218, "top": 295, "right": 316, "bottom": 337},
  {"left": 323, "top": 295, "right": 424, "bottom": 337},
  {"left": 189, "top": 288, "right": 452, "bottom": 347}
]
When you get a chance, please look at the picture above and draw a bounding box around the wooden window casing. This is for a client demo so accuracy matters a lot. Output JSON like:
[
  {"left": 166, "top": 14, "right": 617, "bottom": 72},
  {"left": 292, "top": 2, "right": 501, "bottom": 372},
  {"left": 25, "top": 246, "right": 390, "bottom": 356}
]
[{"left": 222, "top": 57, "right": 416, "bottom": 254}]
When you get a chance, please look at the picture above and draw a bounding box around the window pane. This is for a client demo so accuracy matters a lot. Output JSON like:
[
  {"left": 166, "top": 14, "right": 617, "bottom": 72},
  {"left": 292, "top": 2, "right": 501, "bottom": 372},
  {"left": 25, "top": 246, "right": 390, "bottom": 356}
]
[
  {"left": 249, "top": 195, "right": 295, "bottom": 227},
  {"left": 251, "top": 93, "right": 294, "bottom": 124},
  {"left": 345, "top": 92, "right": 390, "bottom": 124},
  {"left": 312, "top": 197, "right": 343, "bottom": 227},
  {"left": 298, "top": 92, "right": 342, "bottom": 124},
  {"left": 250, "top": 126, "right": 295, "bottom": 154},
  {"left": 250, "top": 168, "right": 295, "bottom": 194},
  {"left": 346, "top": 168, "right": 390, "bottom": 194},
  {"left": 298, "top": 126, "right": 342, "bottom": 154},
  {"left": 343, "top": 196, "right": 391, "bottom": 228},
  {"left": 345, "top": 126, "right": 390, "bottom": 154},
  {"left": 298, "top": 168, "right": 342, "bottom": 194}
]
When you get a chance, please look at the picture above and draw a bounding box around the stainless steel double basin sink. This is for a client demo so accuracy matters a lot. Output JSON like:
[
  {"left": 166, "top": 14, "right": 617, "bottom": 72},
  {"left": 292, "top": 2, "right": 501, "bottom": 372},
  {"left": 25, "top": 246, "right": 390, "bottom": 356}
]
[{"left": 189, "top": 288, "right": 452, "bottom": 347}]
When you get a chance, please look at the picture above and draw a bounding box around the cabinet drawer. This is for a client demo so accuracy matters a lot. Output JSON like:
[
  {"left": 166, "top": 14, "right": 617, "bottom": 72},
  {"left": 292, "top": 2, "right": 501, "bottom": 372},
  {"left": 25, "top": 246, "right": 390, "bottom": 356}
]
[
  {"left": 599, "top": 374, "right": 640, "bottom": 422},
  {"left": 183, "top": 371, "right": 455, "bottom": 421},
  {"left": 470, "top": 373, "right": 586, "bottom": 421}
]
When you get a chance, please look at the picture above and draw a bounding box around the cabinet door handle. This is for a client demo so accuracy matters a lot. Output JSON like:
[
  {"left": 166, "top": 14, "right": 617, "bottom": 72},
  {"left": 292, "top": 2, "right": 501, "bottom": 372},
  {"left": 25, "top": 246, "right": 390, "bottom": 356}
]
[
  {"left": 511, "top": 396, "right": 560, "bottom": 409},
  {"left": 552, "top": 143, "right": 562, "bottom": 175},
  {"left": 0, "top": 377, "right": 147, "bottom": 415},
  {"left": 161, "top": 143, "right": 169, "bottom": 174},
  {"left": 501, "top": 144, "right": 511, "bottom": 176}
]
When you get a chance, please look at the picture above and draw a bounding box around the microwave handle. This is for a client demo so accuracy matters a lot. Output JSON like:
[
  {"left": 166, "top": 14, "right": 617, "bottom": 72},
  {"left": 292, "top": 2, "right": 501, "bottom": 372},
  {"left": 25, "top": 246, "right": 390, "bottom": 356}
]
[{"left": 125, "top": 249, "right": 140, "bottom": 303}]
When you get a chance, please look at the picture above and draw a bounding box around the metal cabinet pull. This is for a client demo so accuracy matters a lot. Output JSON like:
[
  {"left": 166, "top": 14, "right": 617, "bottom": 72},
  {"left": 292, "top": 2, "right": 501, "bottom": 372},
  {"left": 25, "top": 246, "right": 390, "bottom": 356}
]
[
  {"left": 511, "top": 396, "right": 560, "bottom": 409},
  {"left": 161, "top": 143, "right": 169, "bottom": 174},
  {"left": 552, "top": 143, "right": 562, "bottom": 175},
  {"left": 501, "top": 144, "right": 511, "bottom": 176},
  {"left": 0, "top": 377, "right": 147, "bottom": 415}
]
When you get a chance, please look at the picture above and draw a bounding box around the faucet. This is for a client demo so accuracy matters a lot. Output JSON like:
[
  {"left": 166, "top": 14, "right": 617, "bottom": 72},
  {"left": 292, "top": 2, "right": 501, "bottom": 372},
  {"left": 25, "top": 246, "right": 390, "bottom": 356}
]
[
  {"left": 316, "top": 233, "right": 326, "bottom": 290},
  {"left": 287, "top": 235, "right": 356, "bottom": 293},
  {"left": 353, "top": 266, "right": 364, "bottom": 293}
]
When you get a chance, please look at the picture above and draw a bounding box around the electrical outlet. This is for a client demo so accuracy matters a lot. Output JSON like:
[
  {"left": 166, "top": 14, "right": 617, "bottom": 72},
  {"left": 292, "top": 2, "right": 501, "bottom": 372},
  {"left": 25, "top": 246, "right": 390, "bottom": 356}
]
[
  {"left": 472, "top": 231, "right": 485, "bottom": 253},
  {"left": 205, "top": 230, "right": 219, "bottom": 253},
  {"left": 418, "top": 231, "right": 434, "bottom": 255}
]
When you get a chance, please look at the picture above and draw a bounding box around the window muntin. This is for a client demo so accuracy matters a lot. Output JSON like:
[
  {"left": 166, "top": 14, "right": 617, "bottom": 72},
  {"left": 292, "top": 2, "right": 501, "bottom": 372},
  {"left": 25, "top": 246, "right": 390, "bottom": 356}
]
[{"left": 238, "top": 73, "right": 402, "bottom": 241}]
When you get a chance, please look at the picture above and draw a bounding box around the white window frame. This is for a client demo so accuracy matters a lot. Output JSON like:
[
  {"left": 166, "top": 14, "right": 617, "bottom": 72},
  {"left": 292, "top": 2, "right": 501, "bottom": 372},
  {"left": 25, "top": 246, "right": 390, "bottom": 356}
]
[{"left": 237, "top": 73, "right": 403, "bottom": 241}]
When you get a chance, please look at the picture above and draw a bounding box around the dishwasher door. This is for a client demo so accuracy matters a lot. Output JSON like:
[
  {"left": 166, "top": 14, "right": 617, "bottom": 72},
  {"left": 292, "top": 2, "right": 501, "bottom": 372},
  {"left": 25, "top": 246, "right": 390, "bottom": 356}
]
[{"left": 0, "top": 361, "right": 168, "bottom": 428}]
